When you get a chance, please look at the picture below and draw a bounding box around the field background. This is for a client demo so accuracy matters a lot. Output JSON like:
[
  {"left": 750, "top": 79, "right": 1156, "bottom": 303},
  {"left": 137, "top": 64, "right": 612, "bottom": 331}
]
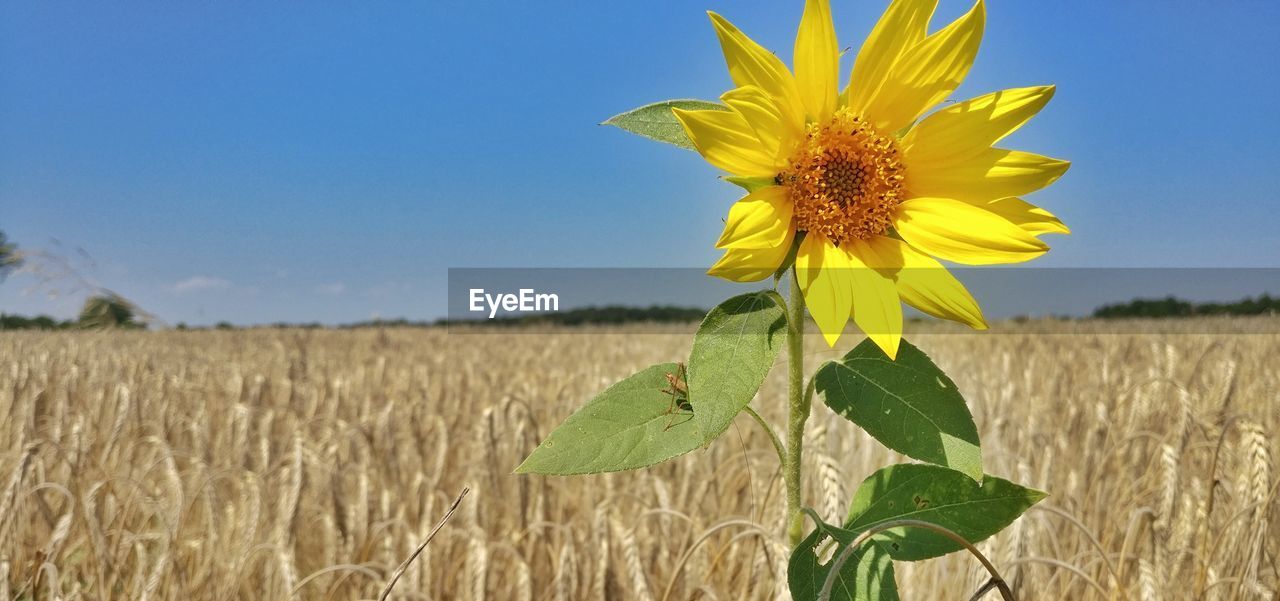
[{"left": 1, "top": 322, "right": 1276, "bottom": 600}]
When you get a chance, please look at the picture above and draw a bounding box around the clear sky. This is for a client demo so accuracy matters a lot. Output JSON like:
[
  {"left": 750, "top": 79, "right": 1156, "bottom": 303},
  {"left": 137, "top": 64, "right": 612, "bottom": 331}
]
[{"left": 3, "top": 1, "right": 1279, "bottom": 325}]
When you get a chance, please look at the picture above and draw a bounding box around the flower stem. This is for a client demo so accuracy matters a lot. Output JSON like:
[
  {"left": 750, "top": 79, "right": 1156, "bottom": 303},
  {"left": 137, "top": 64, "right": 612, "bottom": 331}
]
[{"left": 785, "top": 266, "right": 810, "bottom": 547}]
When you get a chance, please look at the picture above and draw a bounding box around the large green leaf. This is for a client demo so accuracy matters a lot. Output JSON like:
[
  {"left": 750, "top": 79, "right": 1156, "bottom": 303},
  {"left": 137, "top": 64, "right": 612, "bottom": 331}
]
[
  {"left": 790, "top": 521, "right": 898, "bottom": 601},
  {"left": 602, "top": 99, "right": 727, "bottom": 150},
  {"left": 844, "top": 464, "right": 1045, "bottom": 561},
  {"left": 514, "top": 363, "right": 703, "bottom": 475},
  {"left": 816, "top": 338, "right": 982, "bottom": 480},
  {"left": 687, "top": 291, "right": 786, "bottom": 443}
]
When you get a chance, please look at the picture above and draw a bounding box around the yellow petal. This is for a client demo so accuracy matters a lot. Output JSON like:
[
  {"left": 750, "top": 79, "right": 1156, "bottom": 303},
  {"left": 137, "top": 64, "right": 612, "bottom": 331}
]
[
  {"left": 847, "top": 0, "right": 937, "bottom": 115},
  {"left": 902, "top": 85, "right": 1056, "bottom": 164},
  {"left": 844, "top": 242, "right": 904, "bottom": 358},
  {"left": 708, "top": 12, "right": 806, "bottom": 135},
  {"left": 673, "top": 107, "right": 779, "bottom": 177},
  {"left": 708, "top": 228, "right": 795, "bottom": 283},
  {"left": 980, "top": 197, "right": 1069, "bottom": 236},
  {"left": 796, "top": 234, "right": 853, "bottom": 347},
  {"left": 857, "top": 236, "right": 986, "bottom": 330},
  {"left": 861, "top": 0, "right": 985, "bottom": 133},
  {"left": 894, "top": 197, "right": 1048, "bottom": 265},
  {"left": 794, "top": 0, "right": 839, "bottom": 122},
  {"left": 907, "top": 147, "right": 1070, "bottom": 202},
  {"left": 716, "top": 186, "right": 794, "bottom": 249},
  {"left": 720, "top": 86, "right": 793, "bottom": 164}
]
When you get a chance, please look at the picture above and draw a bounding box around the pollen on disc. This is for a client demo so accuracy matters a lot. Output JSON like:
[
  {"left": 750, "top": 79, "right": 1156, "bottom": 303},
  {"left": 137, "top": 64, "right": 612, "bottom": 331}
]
[{"left": 780, "top": 108, "right": 906, "bottom": 246}]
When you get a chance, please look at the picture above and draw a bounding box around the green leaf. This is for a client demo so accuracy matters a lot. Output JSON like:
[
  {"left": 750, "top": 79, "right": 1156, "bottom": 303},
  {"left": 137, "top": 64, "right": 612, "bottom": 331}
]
[
  {"left": 816, "top": 338, "right": 982, "bottom": 480},
  {"left": 687, "top": 291, "right": 786, "bottom": 443},
  {"left": 790, "top": 522, "right": 899, "bottom": 601},
  {"left": 602, "top": 99, "right": 726, "bottom": 150},
  {"left": 514, "top": 363, "right": 703, "bottom": 475},
  {"left": 844, "top": 464, "right": 1046, "bottom": 561},
  {"left": 724, "top": 175, "right": 777, "bottom": 192}
]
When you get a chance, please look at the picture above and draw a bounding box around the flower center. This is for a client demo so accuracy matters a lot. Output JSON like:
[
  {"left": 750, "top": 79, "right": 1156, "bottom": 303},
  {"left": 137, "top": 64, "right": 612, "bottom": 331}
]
[{"left": 779, "top": 108, "right": 905, "bottom": 246}]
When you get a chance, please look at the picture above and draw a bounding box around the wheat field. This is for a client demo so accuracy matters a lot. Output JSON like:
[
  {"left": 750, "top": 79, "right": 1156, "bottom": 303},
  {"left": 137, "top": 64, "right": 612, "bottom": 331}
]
[{"left": 0, "top": 321, "right": 1276, "bottom": 600}]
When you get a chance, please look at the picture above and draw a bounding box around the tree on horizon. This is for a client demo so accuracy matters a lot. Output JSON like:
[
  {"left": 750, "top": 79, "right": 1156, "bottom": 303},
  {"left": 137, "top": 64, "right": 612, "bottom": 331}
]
[
  {"left": 0, "top": 231, "right": 21, "bottom": 280},
  {"left": 79, "top": 294, "right": 143, "bottom": 329}
]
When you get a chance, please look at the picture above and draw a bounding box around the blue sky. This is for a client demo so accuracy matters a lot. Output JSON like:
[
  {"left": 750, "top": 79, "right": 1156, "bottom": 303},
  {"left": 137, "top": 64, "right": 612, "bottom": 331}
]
[{"left": 2, "top": 1, "right": 1279, "bottom": 325}]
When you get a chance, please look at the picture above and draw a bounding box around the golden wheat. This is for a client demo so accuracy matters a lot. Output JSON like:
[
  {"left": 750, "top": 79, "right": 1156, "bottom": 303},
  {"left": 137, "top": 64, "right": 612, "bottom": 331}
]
[{"left": 0, "top": 320, "right": 1277, "bottom": 599}]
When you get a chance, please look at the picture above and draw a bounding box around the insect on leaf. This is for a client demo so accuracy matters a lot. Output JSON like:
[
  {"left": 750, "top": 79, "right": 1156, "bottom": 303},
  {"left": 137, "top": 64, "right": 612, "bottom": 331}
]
[{"left": 514, "top": 363, "right": 704, "bottom": 475}]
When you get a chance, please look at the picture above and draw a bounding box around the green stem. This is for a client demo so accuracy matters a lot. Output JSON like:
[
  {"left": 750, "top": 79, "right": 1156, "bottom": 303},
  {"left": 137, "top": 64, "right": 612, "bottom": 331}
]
[
  {"left": 785, "top": 267, "right": 810, "bottom": 547},
  {"left": 744, "top": 405, "right": 785, "bottom": 466}
]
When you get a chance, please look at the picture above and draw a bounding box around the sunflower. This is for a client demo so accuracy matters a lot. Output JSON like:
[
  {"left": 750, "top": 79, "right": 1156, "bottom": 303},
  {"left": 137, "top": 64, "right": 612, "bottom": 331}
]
[{"left": 675, "top": 0, "right": 1069, "bottom": 358}]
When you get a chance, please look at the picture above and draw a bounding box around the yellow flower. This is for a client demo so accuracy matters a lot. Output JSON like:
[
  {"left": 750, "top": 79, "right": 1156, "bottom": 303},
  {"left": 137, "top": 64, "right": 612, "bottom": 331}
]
[{"left": 675, "top": 0, "right": 1069, "bottom": 358}]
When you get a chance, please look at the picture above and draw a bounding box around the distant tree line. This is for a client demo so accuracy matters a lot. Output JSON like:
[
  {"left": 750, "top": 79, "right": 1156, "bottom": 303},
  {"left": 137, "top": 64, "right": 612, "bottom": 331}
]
[
  {"left": 2, "top": 304, "right": 710, "bottom": 331},
  {"left": 347, "top": 305, "right": 709, "bottom": 328},
  {"left": 480, "top": 305, "right": 708, "bottom": 326},
  {"left": 0, "top": 314, "right": 78, "bottom": 330},
  {"left": 9, "top": 296, "right": 1277, "bottom": 331},
  {"left": 1, "top": 294, "right": 143, "bottom": 330},
  {"left": 1093, "top": 294, "right": 1279, "bottom": 319}
]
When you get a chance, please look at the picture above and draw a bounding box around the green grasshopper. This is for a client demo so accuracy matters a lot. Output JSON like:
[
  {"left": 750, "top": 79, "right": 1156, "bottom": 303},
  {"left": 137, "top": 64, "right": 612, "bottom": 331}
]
[{"left": 659, "top": 362, "right": 693, "bottom": 431}]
